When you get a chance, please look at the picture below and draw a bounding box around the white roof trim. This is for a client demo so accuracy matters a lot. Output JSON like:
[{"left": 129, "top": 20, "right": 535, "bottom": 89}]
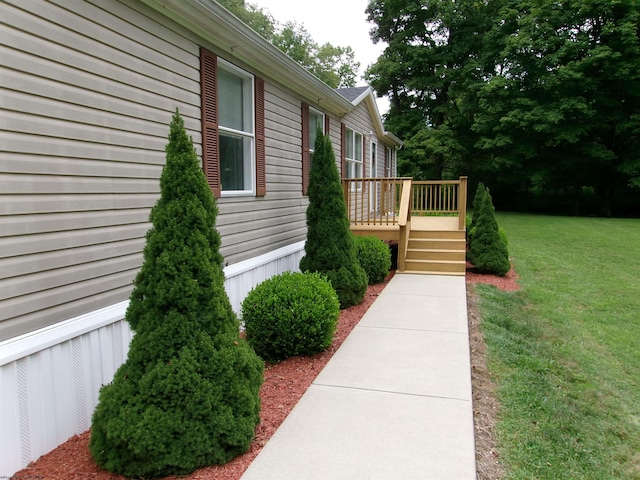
[{"left": 348, "top": 87, "right": 403, "bottom": 148}]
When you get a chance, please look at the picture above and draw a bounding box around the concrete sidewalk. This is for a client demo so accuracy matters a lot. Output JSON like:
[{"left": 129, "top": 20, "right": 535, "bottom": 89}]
[{"left": 241, "top": 274, "right": 476, "bottom": 480}]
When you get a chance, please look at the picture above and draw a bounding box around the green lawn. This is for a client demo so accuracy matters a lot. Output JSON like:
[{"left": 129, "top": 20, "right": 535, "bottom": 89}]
[{"left": 476, "top": 213, "right": 640, "bottom": 479}]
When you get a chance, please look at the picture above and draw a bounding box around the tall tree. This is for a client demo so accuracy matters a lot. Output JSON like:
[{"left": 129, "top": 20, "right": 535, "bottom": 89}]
[
  {"left": 272, "top": 21, "right": 360, "bottom": 88},
  {"left": 473, "top": 0, "right": 640, "bottom": 215},
  {"left": 366, "top": 0, "right": 495, "bottom": 179}
]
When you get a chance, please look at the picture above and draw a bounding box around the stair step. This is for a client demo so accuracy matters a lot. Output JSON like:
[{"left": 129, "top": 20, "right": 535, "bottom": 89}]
[
  {"left": 406, "top": 248, "right": 466, "bottom": 261},
  {"left": 404, "top": 258, "right": 466, "bottom": 273},
  {"left": 408, "top": 238, "right": 466, "bottom": 250},
  {"left": 410, "top": 229, "right": 465, "bottom": 240},
  {"left": 401, "top": 270, "right": 466, "bottom": 276}
]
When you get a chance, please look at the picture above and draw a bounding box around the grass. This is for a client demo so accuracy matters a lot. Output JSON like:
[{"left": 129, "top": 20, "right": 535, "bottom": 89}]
[{"left": 476, "top": 213, "right": 640, "bottom": 479}]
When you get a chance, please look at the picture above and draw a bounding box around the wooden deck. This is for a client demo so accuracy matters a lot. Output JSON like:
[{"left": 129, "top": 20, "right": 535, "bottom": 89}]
[{"left": 344, "top": 177, "right": 468, "bottom": 276}]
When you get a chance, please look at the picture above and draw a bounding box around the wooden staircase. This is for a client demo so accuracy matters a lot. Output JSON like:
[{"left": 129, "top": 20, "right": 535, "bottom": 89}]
[
  {"left": 343, "top": 177, "right": 469, "bottom": 277},
  {"left": 402, "top": 227, "right": 467, "bottom": 276}
]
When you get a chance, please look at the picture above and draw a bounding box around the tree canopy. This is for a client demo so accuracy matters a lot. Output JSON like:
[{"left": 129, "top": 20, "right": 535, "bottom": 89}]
[{"left": 365, "top": 0, "right": 640, "bottom": 216}]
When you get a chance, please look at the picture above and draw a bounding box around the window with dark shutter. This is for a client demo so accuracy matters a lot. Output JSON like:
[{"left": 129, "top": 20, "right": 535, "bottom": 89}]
[{"left": 200, "top": 48, "right": 266, "bottom": 197}]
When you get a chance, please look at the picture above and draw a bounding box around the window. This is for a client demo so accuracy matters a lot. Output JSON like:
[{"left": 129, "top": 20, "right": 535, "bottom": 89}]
[
  {"left": 385, "top": 146, "right": 396, "bottom": 177},
  {"left": 345, "top": 127, "right": 363, "bottom": 179},
  {"left": 309, "top": 108, "right": 324, "bottom": 161},
  {"left": 218, "top": 64, "right": 254, "bottom": 192},
  {"left": 200, "top": 49, "right": 266, "bottom": 197},
  {"left": 370, "top": 139, "right": 378, "bottom": 178},
  {"left": 301, "top": 103, "right": 326, "bottom": 195}
]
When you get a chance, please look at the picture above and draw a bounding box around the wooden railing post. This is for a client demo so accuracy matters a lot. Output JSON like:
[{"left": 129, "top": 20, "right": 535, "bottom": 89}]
[
  {"left": 397, "top": 179, "right": 412, "bottom": 272},
  {"left": 458, "top": 176, "right": 468, "bottom": 231}
]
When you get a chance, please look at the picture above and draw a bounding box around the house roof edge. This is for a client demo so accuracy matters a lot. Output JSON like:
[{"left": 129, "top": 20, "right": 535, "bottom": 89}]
[{"left": 139, "top": 0, "right": 354, "bottom": 116}]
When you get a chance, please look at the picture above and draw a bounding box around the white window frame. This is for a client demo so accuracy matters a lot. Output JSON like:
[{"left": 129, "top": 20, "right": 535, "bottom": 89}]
[
  {"left": 218, "top": 59, "right": 256, "bottom": 196},
  {"left": 370, "top": 139, "right": 378, "bottom": 179},
  {"left": 309, "top": 107, "right": 325, "bottom": 163},
  {"left": 345, "top": 127, "right": 363, "bottom": 179},
  {"left": 385, "top": 146, "right": 397, "bottom": 177}
]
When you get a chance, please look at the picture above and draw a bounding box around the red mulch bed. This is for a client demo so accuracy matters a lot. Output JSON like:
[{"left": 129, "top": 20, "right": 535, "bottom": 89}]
[{"left": 466, "top": 261, "right": 520, "bottom": 292}]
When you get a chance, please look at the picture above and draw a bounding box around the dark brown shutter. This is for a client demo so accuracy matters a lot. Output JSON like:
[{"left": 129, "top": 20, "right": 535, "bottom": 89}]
[
  {"left": 200, "top": 48, "right": 221, "bottom": 198},
  {"left": 301, "top": 103, "right": 310, "bottom": 195},
  {"left": 341, "top": 122, "right": 346, "bottom": 178},
  {"left": 255, "top": 77, "right": 266, "bottom": 197},
  {"left": 324, "top": 114, "right": 330, "bottom": 136}
]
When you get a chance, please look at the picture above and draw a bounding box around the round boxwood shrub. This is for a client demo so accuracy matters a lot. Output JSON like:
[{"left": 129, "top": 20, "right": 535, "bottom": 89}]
[
  {"left": 355, "top": 235, "right": 391, "bottom": 284},
  {"left": 242, "top": 272, "right": 340, "bottom": 362}
]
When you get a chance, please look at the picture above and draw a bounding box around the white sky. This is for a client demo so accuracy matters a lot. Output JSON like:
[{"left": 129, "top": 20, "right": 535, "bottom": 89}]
[{"left": 252, "top": 0, "right": 390, "bottom": 114}]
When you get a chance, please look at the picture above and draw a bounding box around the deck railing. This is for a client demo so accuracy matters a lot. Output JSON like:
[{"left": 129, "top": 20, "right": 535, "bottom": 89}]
[
  {"left": 342, "top": 176, "right": 468, "bottom": 231},
  {"left": 341, "top": 177, "right": 407, "bottom": 226}
]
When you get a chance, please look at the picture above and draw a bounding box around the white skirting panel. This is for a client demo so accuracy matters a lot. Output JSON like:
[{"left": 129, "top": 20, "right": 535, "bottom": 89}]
[{"left": 0, "top": 241, "right": 304, "bottom": 477}]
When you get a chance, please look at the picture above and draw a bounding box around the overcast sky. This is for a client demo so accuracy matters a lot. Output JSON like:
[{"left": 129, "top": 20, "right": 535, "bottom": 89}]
[{"left": 253, "top": 0, "right": 390, "bottom": 113}]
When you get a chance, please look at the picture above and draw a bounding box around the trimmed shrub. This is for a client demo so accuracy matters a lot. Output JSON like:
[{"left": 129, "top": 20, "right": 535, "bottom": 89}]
[
  {"left": 299, "top": 127, "right": 368, "bottom": 308},
  {"left": 470, "top": 182, "right": 486, "bottom": 231},
  {"left": 90, "top": 111, "right": 263, "bottom": 478},
  {"left": 465, "top": 214, "right": 473, "bottom": 245},
  {"left": 468, "top": 188, "right": 510, "bottom": 276},
  {"left": 355, "top": 236, "right": 391, "bottom": 284},
  {"left": 242, "top": 272, "right": 340, "bottom": 362},
  {"left": 499, "top": 227, "right": 509, "bottom": 249}
]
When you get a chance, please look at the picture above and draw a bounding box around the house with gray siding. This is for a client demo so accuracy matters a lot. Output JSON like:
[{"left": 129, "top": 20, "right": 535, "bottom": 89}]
[{"left": 0, "top": 0, "right": 402, "bottom": 475}]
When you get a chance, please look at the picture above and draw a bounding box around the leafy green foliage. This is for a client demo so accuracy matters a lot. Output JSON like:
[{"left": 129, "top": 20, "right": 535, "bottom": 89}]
[
  {"left": 90, "top": 111, "right": 263, "bottom": 478},
  {"left": 498, "top": 227, "right": 508, "bottom": 249},
  {"left": 242, "top": 272, "right": 340, "bottom": 361},
  {"left": 367, "top": 0, "right": 640, "bottom": 215},
  {"left": 366, "top": 0, "right": 495, "bottom": 179},
  {"left": 272, "top": 22, "right": 359, "bottom": 88},
  {"left": 300, "top": 128, "right": 368, "bottom": 308},
  {"left": 354, "top": 236, "right": 391, "bottom": 284},
  {"left": 468, "top": 189, "right": 510, "bottom": 276},
  {"left": 472, "top": 0, "right": 640, "bottom": 216},
  {"left": 470, "top": 182, "right": 486, "bottom": 231}
]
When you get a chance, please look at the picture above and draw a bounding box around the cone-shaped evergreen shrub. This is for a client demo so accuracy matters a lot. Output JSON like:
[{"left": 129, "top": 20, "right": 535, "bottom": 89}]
[
  {"left": 299, "top": 128, "right": 368, "bottom": 308},
  {"left": 470, "top": 182, "right": 486, "bottom": 231},
  {"left": 90, "top": 110, "right": 263, "bottom": 478},
  {"left": 468, "top": 189, "right": 510, "bottom": 276}
]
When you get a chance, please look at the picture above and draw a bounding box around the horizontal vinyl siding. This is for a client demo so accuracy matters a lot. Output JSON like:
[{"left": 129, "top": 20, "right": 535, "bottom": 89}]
[
  {"left": 217, "top": 83, "right": 308, "bottom": 265},
  {"left": 0, "top": 0, "right": 202, "bottom": 341}
]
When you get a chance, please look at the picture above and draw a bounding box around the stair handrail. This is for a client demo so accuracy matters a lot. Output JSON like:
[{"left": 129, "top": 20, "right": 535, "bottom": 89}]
[
  {"left": 397, "top": 179, "right": 412, "bottom": 272},
  {"left": 458, "top": 176, "right": 468, "bottom": 231}
]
